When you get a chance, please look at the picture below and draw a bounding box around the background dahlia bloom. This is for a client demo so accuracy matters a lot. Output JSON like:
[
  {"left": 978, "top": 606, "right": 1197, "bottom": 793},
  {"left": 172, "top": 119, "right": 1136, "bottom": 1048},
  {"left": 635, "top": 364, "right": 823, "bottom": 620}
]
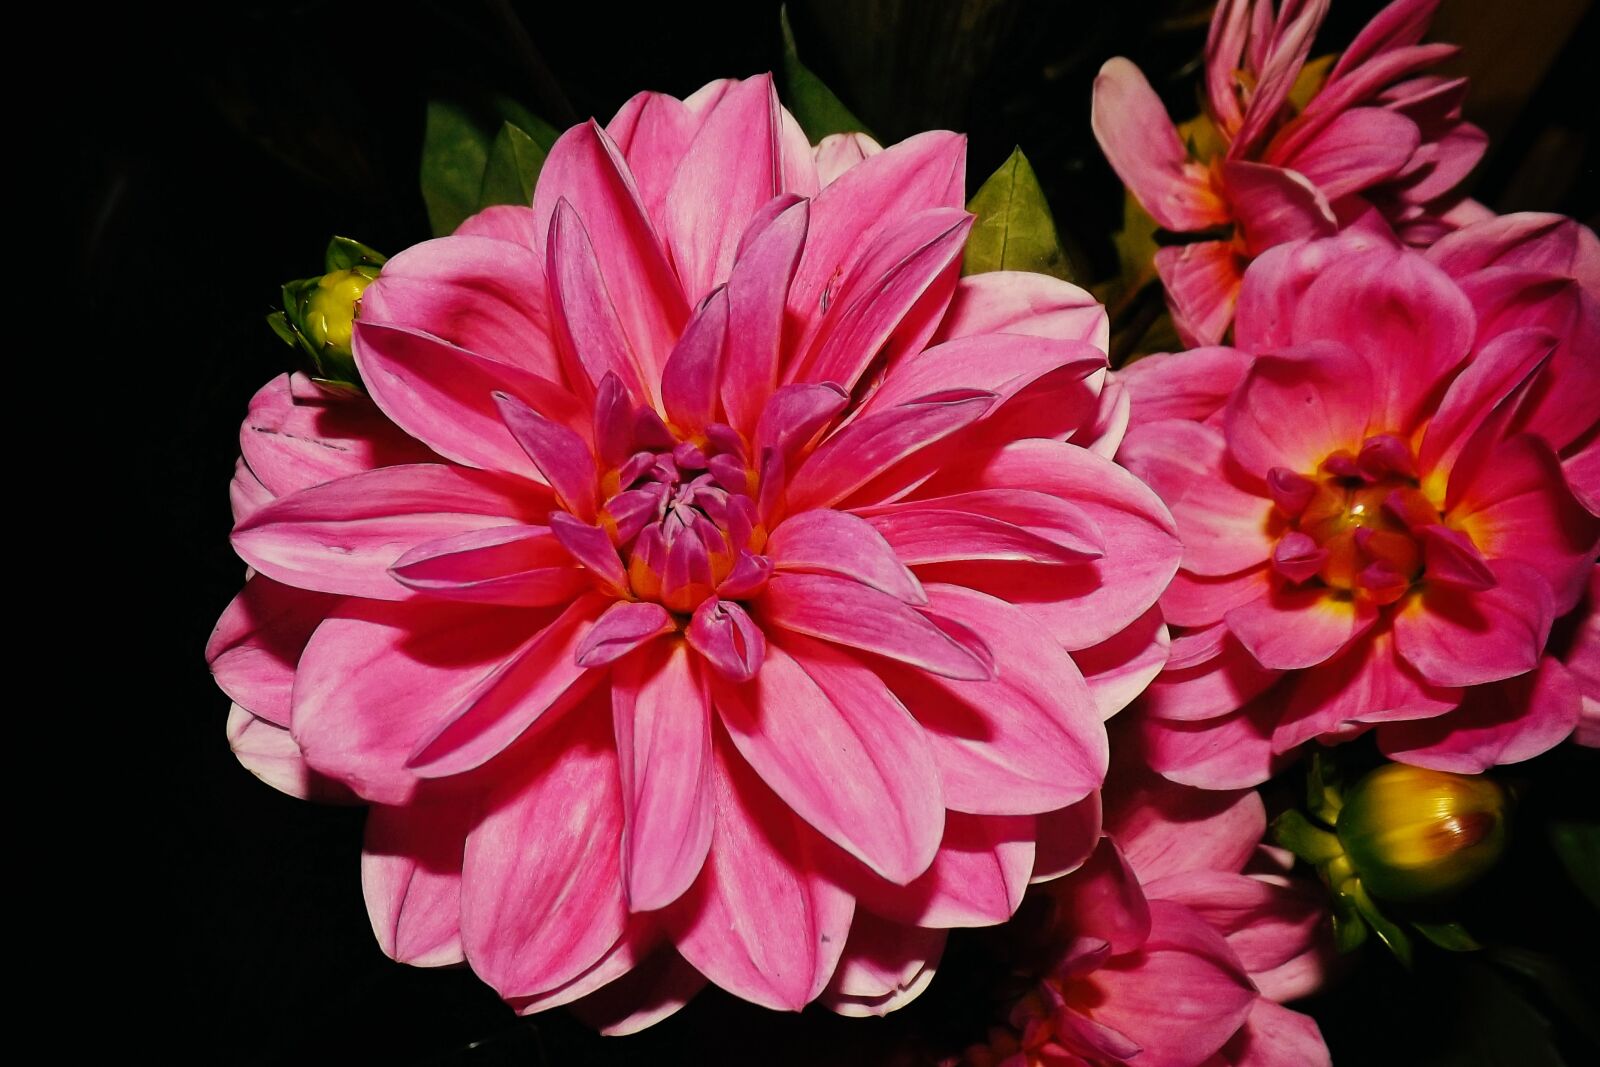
[
  {"left": 1093, "top": 0, "right": 1487, "bottom": 345},
  {"left": 208, "top": 74, "right": 1181, "bottom": 1029},
  {"left": 1117, "top": 237, "right": 1599, "bottom": 789},
  {"left": 964, "top": 764, "right": 1331, "bottom": 1067}
]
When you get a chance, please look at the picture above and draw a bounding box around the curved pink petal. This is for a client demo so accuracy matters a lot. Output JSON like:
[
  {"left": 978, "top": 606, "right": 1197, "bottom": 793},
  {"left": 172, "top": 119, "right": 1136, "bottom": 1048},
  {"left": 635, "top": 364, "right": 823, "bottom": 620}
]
[
  {"left": 1091, "top": 57, "right": 1229, "bottom": 232},
  {"left": 1159, "top": 565, "right": 1272, "bottom": 629},
  {"left": 226, "top": 704, "right": 356, "bottom": 803},
  {"left": 1393, "top": 558, "right": 1555, "bottom": 687},
  {"left": 821, "top": 911, "right": 943, "bottom": 1018},
  {"left": 1032, "top": 793, "right": 1104, "bottom": 883},
  {"left": 605, "top": 91, "right": 697, "bottom": 224},
  {"left": 933, "top": 271, "right": 1108, "bottom": 350},
  {"left": 813, "top": 131, "right": 884, "bottom": 188},
  {"left": 721, "top": 197, "right": 810, "bottom": 434},
  {"left": 454, "top": 203, "right": 542, "bottom": 246},
  {"left": 1055, "top": 836, "right": 1151, "bottom": 955},
  {"left": 862, "top": 334, "right": 1104, "bottom": 416},
  {"left": 1224, "top": 340, "right": 1374, "bottom": 479},
  {"left": 361, "top": 796, "right": 473, "bottom": 967},
  {"left": 358, "top": 235, "right": 558, "bottom": 378},
  {"left": 207, "top": 576, "right": 336, "bottom": 725},
  {"left": 1140, "top": 698, "right": 1285, "bottom": 789},
  {"left": 1219, "top": 161, "right": 1337, "bottom": 256},
  {"left": 1426, "top": 211, "right": 1600, "bottom": 291},
  {"left": 848, "top": 812, "right": 1034, "bottom": 928},
  {"left": 460, "top": 693, "right": 628, "bottom": 998},
  {"left": 1216, "top": 999, "right": 1331, "bottom": 1067},
  {"left": 1144, "top": 871, "right": 1324, "bottom": 977},
  {"left": 1274, "top": 107, "right": 1420, "bottom": 200},
  {"left": 390, "top": 524, "right": 589, "bottom": 607},
  {"left": 1103, "top": 762, "right": 1265, "bottom": 883},
  {"left": 884, "top": 584, "right": 1106, "bottom": 815},
  {"left": 1118, "top": 347, "right": 1253, "bottom": 429},
  {"left": 1225, "top": 584, "right": 1378, "bottom": 671},
  {"left": 232, "top": 464, "right": 546, "bottom": 600},
  {"left": 1271, "top": 628, "right": 1459, "bottom": 752},
  {"left": 575, "top": 600, "right": 676, "bottom": 668},
  {"left": 767, "top": 508, "right": 925, "bottom": 604},
  {"left": 545, "top": 199, "right": 654, "bottom": 402},
  {"left": 569, "top": 947, "right": 707, "bottom": 1036},
  {"left": 1417, "top": 326, "right": 1556, "bottom": 486},
  {"left": 1142, "top": 626, "right": 1281, "bottom": 723},
  {"left": 1155, "top": 241, "right": 1244, "bottom": 348},
  {"left": 660, "top": 287, "right": 728, "bottom": 433},
  {"left": 1074, "top": 606, "right": 1172, "bottom": 719},
  {"left": 1233, "top": 233, "right": 1398, "bottom": 352},
  {"left": 666, "top": 734, "right": 854, "bottom": 1012},
  {"left": 686, "top": 598, "right": 767, "bottom": 682},
  {"left": 1379, "top": 655, "right": 1580, "bottom": 771},
  {"left": 714, "top": 634, "right": 943, "bottom": 884},
  {"left": 612, "top": 641, "right": 714, "bottom": 912}
]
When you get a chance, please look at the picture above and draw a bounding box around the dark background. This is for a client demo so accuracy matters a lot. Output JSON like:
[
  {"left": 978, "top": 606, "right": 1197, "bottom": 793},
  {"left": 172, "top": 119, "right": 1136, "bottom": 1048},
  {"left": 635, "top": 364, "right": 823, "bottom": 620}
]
[{"left": 78, "top": 1, "right": 1596, "bottom": 1062}]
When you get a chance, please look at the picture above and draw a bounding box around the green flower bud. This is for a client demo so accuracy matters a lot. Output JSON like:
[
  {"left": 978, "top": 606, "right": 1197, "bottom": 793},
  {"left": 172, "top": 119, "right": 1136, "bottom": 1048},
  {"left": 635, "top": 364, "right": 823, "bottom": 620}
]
[
  {"left": 1336, "top": 764, "right": 1509, "bottom": 903},
  {"left": 269, "top": 237, "right": 386, "bottom": 388}
]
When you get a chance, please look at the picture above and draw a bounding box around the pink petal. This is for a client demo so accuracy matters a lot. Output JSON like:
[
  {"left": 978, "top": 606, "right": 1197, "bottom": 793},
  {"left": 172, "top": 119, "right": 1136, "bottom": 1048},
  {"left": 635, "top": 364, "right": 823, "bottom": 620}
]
[
  {"left": 207, "top": 577, "right": 334, "bottom": 725},
  {"left": 225, "top": 704, "right": 355, "bottom": 803},
  {"left": 548, "top": 512, "right": 629, "bottom": 595},
  {"left": 885, "top": 584, "right": 1105, "bottom": 815},
  {"left": 405, "top": 595, "right": 606, "bottom": 778},
  {"left": 1154, "top": 241, "right": 1244, "bottom": 347},
  {"left": 1232, "top": 233, "right": 1398, "bottom": 353},
  {"left": 508, "top": 919, "right": 657, "bottom": 1016},
  {"left": 492, "top": 391, "right": 599, "bottom": 519},
  {"left": 389, "top": 524, "right": 588, "bottom": 607},
  {"left": 569, "top": 947, "right": 707, "bottom": 1036},
  {"left": 530, "top": 120, "right": 688, "bottom": 380},
  {"left": 1140, "top": 699, "right": 1285, "bottom": 789},
  {"left": 361, "top": 796, "right": 472, "bottom": 967},
  {"left": 574, "top": 600, "right": 676, "bottom": 668},
  {"left": 1379, "top": 655, "right": 1580, "bottom": 771},
  {"left": 545, "top": 199, "right": 653, "bottom": 402},
  {"left": 454, "top": 203, "right": 541, "bottom": 246},
  {"left": 1228, "top": 0, "right": 1327, "bottom": 156},
  {"left": 767, "top": 508, "right": 926, "bottom": 604},
  {"left": 847, "top": 812, "right": 1035, "bottom": 928},
  {"left": 1091, "top": 57, "right": 1230, "bottom": 231},
  {"left": 1417, "top": 326, "right": 1556, "bottom": 485},
  {"left": 1271, "top": 628, "right": 1459, "bottom": 752},
  {"left": 1144, "top": 871, "right": 1325, "bottom": 977},
  {"left": 1055, "top": 837, "right": 1151, "bottom": 955},
  {"left": 460, "top": 693, "right": 628, "bottom": 997},
  {"left": 721, "top": 197, "right": 809, "bottom": 434},
  {"left": 358, "top": 235, "right": 558, "bottom": 378},
  {"left": 713, "top": 635, "right": 944, "bottom": 883},
  {"left": 1393, "top": 558, "right": 1555, "bottom": 687},
  {"left": 232, "top": 464, "right": 545, "bottom": 600},
  {"left": 1218, "top": 161, "right": 1337, "bottom": 257},
  {"left": 606, "top": 91, "right": 696, "bottom": 224},
  {"left": 1032, "top": 793, "right": 1105, "bottom": 883},
  {"left": 666, "top": 734, "right": 854, "bottom": 1011},
  {"left": 933, "top": 271, "right": 1108, "bottom": 350},
  {"left": 1224, "top": 340, "right": 1373, "bottom": 479},
  {"left": 686, "top": 598, "right": 767, "bottom": 682},
  {"left": 231, "top": 458, "right": 274, "bottom": 523},
  {"left": 1275, "top": 107, "right": 1420, "bottom": 200},
  {"left": 613, "top": 641, "right": 715, "bottom": 912},
  {"left": 861, "top": 334, "right": 1104, "bottom": 416},
  {"left": 1074, "top": 606, "right": 1172, "bottom": 719},
  {"left": 292, "top": 599, "right": 557, "bottom": 804},
  {"left": 813, "top": 131, "right": 885, "bottom": 187},
  {"left": 1226, "top": 584, "right": 1378, "bottom": 670},
  {"left": 1143, "top": 625, "right": 1282, "bottom": 723},
  {"left": 1427, "top": 211, "right": 1600, "bottom": 290},
  {"left": 1160, "top": 566, "right": 1273, "bottom": 629},
  {"left": 1118, "top": 346, "right": 1254, "bottom": 429},
  {"left": 353, "top": 322, "right": 582, "bottom": 477},
  {"left": 1103, "top": 762, "right": 1266, "bottom": 883},
  {"left": 757, "top": 571, "right": 991, "bottom": 681},
  {"left": 1215, "top": 999, "right": 1331, "bottom": 1067},
  {"left": 820, "top": 911, "right": 943, "bottom": 1018},
  {"left": 660, "top": 287, "right": 728, "bottom": 432}
]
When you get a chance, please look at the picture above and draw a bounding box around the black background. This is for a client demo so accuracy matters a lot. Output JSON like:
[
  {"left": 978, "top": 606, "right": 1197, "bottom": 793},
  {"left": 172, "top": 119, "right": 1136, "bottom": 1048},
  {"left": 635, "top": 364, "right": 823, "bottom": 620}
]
[{"left": 76, "top": 1, "right": 1597, "bottom": 1062}]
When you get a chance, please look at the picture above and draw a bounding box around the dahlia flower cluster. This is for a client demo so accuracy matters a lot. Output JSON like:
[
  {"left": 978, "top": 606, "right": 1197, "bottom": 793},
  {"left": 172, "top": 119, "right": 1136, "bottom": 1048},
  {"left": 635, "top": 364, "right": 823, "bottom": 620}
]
[{"left": 208, "top": 0, "right": 1597, "bottom": 1060}]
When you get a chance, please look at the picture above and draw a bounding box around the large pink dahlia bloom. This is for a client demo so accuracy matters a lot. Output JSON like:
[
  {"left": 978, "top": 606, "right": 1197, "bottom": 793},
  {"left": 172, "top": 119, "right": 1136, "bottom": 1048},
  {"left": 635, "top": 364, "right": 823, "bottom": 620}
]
[
  {"left": 1118, "top": 235, "right": 1599, "bottom": 789},
  {"left": 208, "top": 74, "right": 1181, "bottom": 1028},
  {"left": 964, "top": 762, "right": 1331, "bottom": 1067},
  {"left": 1093, "top": 0, "right": 1487, "bottom": 346}
]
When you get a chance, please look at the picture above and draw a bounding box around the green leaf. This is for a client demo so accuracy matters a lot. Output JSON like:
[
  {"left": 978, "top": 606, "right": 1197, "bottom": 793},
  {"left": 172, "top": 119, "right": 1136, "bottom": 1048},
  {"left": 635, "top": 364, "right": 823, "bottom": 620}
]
[
  {"left": 1348, "top": 878, "right": 1413, "bottom": 968},
  {"left": 1307, "top": 752, "right": 1345, "bottom": 825},
  {"left": 1412, "top": 920, "right": 1482, "bottom": 952},
  {"left": 1547, "top": 820, "right": 1600, "bottom": 910},
  {"left": 324, "top": 236, "right": 386, "bottom": 272},
  {"left": 422, "top": 99, "right": 497, "bottom": 237},
  {"left": 478, "top": 121, "right": 548, "bottom": 211},
  {"left": 962, "top": 148, "right": 1075, "bottom": 282},
  {"left": 779, "top": 5, "right": 870, "bottom": 141}
]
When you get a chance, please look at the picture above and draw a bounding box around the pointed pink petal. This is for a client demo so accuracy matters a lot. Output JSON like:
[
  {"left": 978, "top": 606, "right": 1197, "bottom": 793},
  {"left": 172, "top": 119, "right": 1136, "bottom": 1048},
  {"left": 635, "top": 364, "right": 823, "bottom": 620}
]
[
  {"left": 1103, "top": 764, "right": 1266, "bottom": 883},
  {"left": 461, "top": 694, "right": 628, "bottom": 997},
  {"left": 493, "top": 391, "right": 599, "bottom": 519},
  {"left": 613, "top": 642, "right": 715, "bottom": 912},
  {"left": 1379, "top": 655, "right": 1580, "bottom": 772},
  {"left": 1271, "top": 628, "right": 1459, "bottom": 752},
  {"left": 358, "top": 234, "right": 558, "bottom": 378},
  {"left": 1117, "top": 346, "right": 1253, "bottom": 429},
  {"left": 232, "top": 464, "right": 546, "bottom": 600},
  {"left": 758, "top": 571, "right": 991, "bottom": 681},
  {"left": 1417, "top": 326, "right": 1556, "bottom": 483},
  {"left": 226, "top": 704, "right": 356, "bottom": 803},
  {"left": 545, "top": 199, "right": 652, "bottom": 401},
  {"left": 1074, "top": 606, "right": 1172, "bottom": 719},
  {"left": 231, "top": 457, "right": 274, "bottom": 523},
  {"left": 531, "top": 121, "right": 688, "bottom": 379},
  {"left": 934, "top": 271, "right": 1108, "bottom": 350},
  {"left": 1031, "top": 793, "right": 1104, "bottom": 883},
  {"left": 605, "top": 90, "right": 697, "bottom": 224},
  {"left": 1055, "top": 837, "right": 1151, "bottom": 955},
  {"left": 686, "top": 598, "right": 767, "bottom": 682},
  {"left": 1216, "top": 999, "right": 1331, "bottom": 1067},
  {"left": 569, "top": 947, "right": 707, "bottom": 1036},
  {"left": 390, "top": 524, "right": 588, "bottom": 607},
  {"left": 660, "top": 286, "right": 728, "bottom": 432},
  {"left": 1219, "top": 161, "right": 1337, "bottom": 256},
  {"left": 1427, "top": 211, "right": 1600, "bottom": 289},
  {"left": 548, "top": 512, "right": 629, "bottom": 595},
  {"left": 406, "top": 595, "right": 606, "bottom": 777},
  {"left": 454, "top": 203, "right": 541, "bottom": 246},
  {"left": 1229, "top": 0, "right": 1329, "bottom": 155},
  {"left": 1140, "top": 699, "right": 1285, "bottom": 789},
  {"left": 714, "top": 635, "right": 944, "bottom": 883},
  {"left": 860, "top": 488, "right": 1106, "bottom": 568},
  {"left": 1224, "top": 340, "right": 1374, "bottom": 479},
  {"left": 721, "top": 198, "right": 810, "bottom": 434},
  {"left": 820, "top": 911, "right": 943, "bottom": 1018},
  {"left": 1145, "top": 870, "right": 1324, "bottom": 977},
  {"left": 574, "top": 600, "right": 676, "bottom": 668},
  {"left": 361, "top": 796, "right": 473, "bottom": 967},
  {"left": 662, "top": 75, "right": 783, "bottom": 297},
  {"left": 813, "top": 131, "right": 884, "bottom": 187},
  {"left": 1154, "top": 241, "right": 1245, "bottom": 347},
  {"left": 767, "top": 508, "right": 925, "bottom": 603},
  {"left": 882, "top": 584, "right": 1106, "bottom": 815},
  {"left": 1226, "top": 584, "right": 1378, "bottom": 670},
  {"left": 1091, "top": 57, "right": 1229, "bottom": 232},
  {"left": 752, "top": 381, "right": 850, "bottom": 465},
  {"left": 1393, "top": 558, "right": 1555, "bottom": 686},
  {"left": 1274, "top": 107, "right": 1420, "bottom": 200},
  {"left": 847, "top": 812, "right": 1034, "bottom": 928},
  {"left": 207, "top": 577, "right": 334, "bottom": 725},
  {"left": 507, "top": 918, "right": 658, "bottom": 1016},
  {"left": 353, "top": 322, "right": 582, "bottom": 477},
  {"left": 666, "top": 734, "right": 854, "bottom": 1011},
  {"left": 862, "top": 334, "right": 1105, "bottom": 416}
]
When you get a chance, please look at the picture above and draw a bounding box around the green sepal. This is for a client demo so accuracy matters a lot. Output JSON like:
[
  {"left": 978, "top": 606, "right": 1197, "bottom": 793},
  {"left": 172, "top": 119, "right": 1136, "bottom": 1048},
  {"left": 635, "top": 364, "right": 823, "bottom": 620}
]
[
  {"left": 266, "top": 310, "right": 300, "bottom": 349},
  {"left": 478, "top": 121, "right": 548, "bottom": 211},
  {"left": 1347, "top": 878, "right": 1413, "bottom": 968},
  {"left": 1412, "top": 920, "right": 1482, "bottom": 953},
  {"left": 1328, "top": 883, "right": 1369, "bottom": 954},
  {"left": 1271, "top": 810, "right": 1344, "bottom": 865},
  {"left": 324, "top": 236, "right": 386, "bottom": 272},
  {"left": 962, "top": 147, "right": 1076, "bottom": 282},
  {"left": 778, "top": 4, "right": 871, "bottom": 141},
  {"left": 1306, "top": 751, "right": 1345, "bottom": 825}
]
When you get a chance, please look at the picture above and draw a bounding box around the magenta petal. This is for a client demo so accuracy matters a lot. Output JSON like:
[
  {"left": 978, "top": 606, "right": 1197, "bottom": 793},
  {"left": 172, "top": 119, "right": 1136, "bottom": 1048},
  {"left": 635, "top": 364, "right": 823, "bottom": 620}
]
[
  {"left": 548, "top": 512, "right": 629, "bottom": 595},
  {"left": 494, "top": 392, "right": 600, "bottom": 519},
  {"left": 666, "top": 734, "right": 854, "bottom": 1012},
  {"left": 460, "top": 695, "right": 628, "bottom": 997},
  {"left": 226, "top": 704, "right": 356, "bottom": 803},
  {"left": 406, "top": 594, "right": 606, "bottom": 778},
  {"left": 1224, "top": 340, "right": 1374, "bottom": 480},
  {"left": 1393, "top": 558, "right": 1555, "bottom": 687},
  {"left": 1091, "top": 57, "right": 1228, "bottom": 232},
  {"left": 821, "top": 911, "right": 944, "bottom": 1018},
  {"left": 207, "top": 576, "right": 335, "bottom": 725},
  {"left": 752, "top": 381, "right": 850, "bottom": 466},
  {"left": 1145, "top": 870, "right": 1324, "bottom": 977},
  {"left": 613, "top": 642, "right": 715, "bottom": 912},
  {"left": 1417, "top": 326, "right": 1556, "bottom": 484},
  {"left": 848, "top": 812, "right": 1035, "bottom": 929},
  {"left": 575, "top": 600, "right": 676, "bottom": 668},
  {"left": 1219, "top": 161, "right": 1337, "bottom": 257},
  {"left": 546, "top": 199, "right": 654, "bottom": 401},
  {"left": 722, "top": 198, "right": 809, "bottom": 434},
  {"left": 1154, "top": 241, "right": 1243, "bottom": 347},
  {"left": 1031, "top": 793, "right": 1104, "bottom": 883},
  {"left": 714, "top": 635, "right": 944, "bottom": 884},
  {"left": 1086, "top": 900, "right": 1257, "bottom": 1067},
  {"left": 686, "top": 599, "right": 767, "bottom": 682},
  {"left": 1276, "top": 107, "right": 1420, "bottom": 200},
  {"left": 661, "top": 286, "right": 729, "bottom": 432},
  {"left": 232, "top": 464, "right": 545, "bottom": 601},
  {"left": 1272, "top": 629, "right": 1460, "bottom": 752},
  {"left": 767, "top": 508, "right": 926, "bottom": 604},
  {"left": 1103, "top": 766, "right": 1266, "bottom": 883},
  {"left": 1379, "top": 656, "right": 1580, "bottom": 772},
  {"left": 863, "top": 496, "right": 1104, "bottom": 568},
  {"left": 1226, "top": 584, "right": 1378, "bottom": 671},
  {"left": 759, "top": 572, "right": 990, "bottom": 681},
  {"left": 1056, "top": 837, "right": 1152, "bottom": 955},
  {"left": 1216, "top": 998, "right": 1331, "bottom": 1067},
  {"left": 362, "top": 796, "right": 473, "bottom": 967},
  {"left": 390, "top": 525, "right": 589, "bottom": 607},
  {"left": 1418, "top": 524, "right": 1496, "bottom": 590},
  {"left": 508, "top": 919, "right": 656, "bottom": 1016}
]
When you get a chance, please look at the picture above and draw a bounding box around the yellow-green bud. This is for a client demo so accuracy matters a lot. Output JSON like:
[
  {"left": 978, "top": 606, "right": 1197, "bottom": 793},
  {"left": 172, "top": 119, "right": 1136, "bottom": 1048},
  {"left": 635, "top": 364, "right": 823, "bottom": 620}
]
[
  {"left": 301, "top": 266, "right": 378, "bottom": 358},
  {"left": 1336, "top": 764, "right": 1509, "bottom": 903}
]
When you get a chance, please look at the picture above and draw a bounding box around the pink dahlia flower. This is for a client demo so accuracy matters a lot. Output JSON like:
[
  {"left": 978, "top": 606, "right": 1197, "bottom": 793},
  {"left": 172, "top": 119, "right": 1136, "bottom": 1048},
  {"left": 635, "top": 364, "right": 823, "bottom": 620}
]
[
  {"left": 208, "top": 74, "right": 1181, "bottom": 1029},
  {"left": 1117, "top": 236, "right": 1600, "bottom": 788},
  {"left": 962, "top": 763, "right": 1331, "bottom": 1067},
  {"left": 1093, "top": 0, "right": 1488, "bottom": 346}
]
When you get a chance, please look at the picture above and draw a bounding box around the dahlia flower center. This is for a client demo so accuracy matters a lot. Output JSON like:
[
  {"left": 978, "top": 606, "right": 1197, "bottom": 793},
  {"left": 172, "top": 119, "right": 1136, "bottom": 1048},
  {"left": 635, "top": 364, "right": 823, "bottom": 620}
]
[{"left": 1266, "top": 434, "right": 1454, "bottom": 605}]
